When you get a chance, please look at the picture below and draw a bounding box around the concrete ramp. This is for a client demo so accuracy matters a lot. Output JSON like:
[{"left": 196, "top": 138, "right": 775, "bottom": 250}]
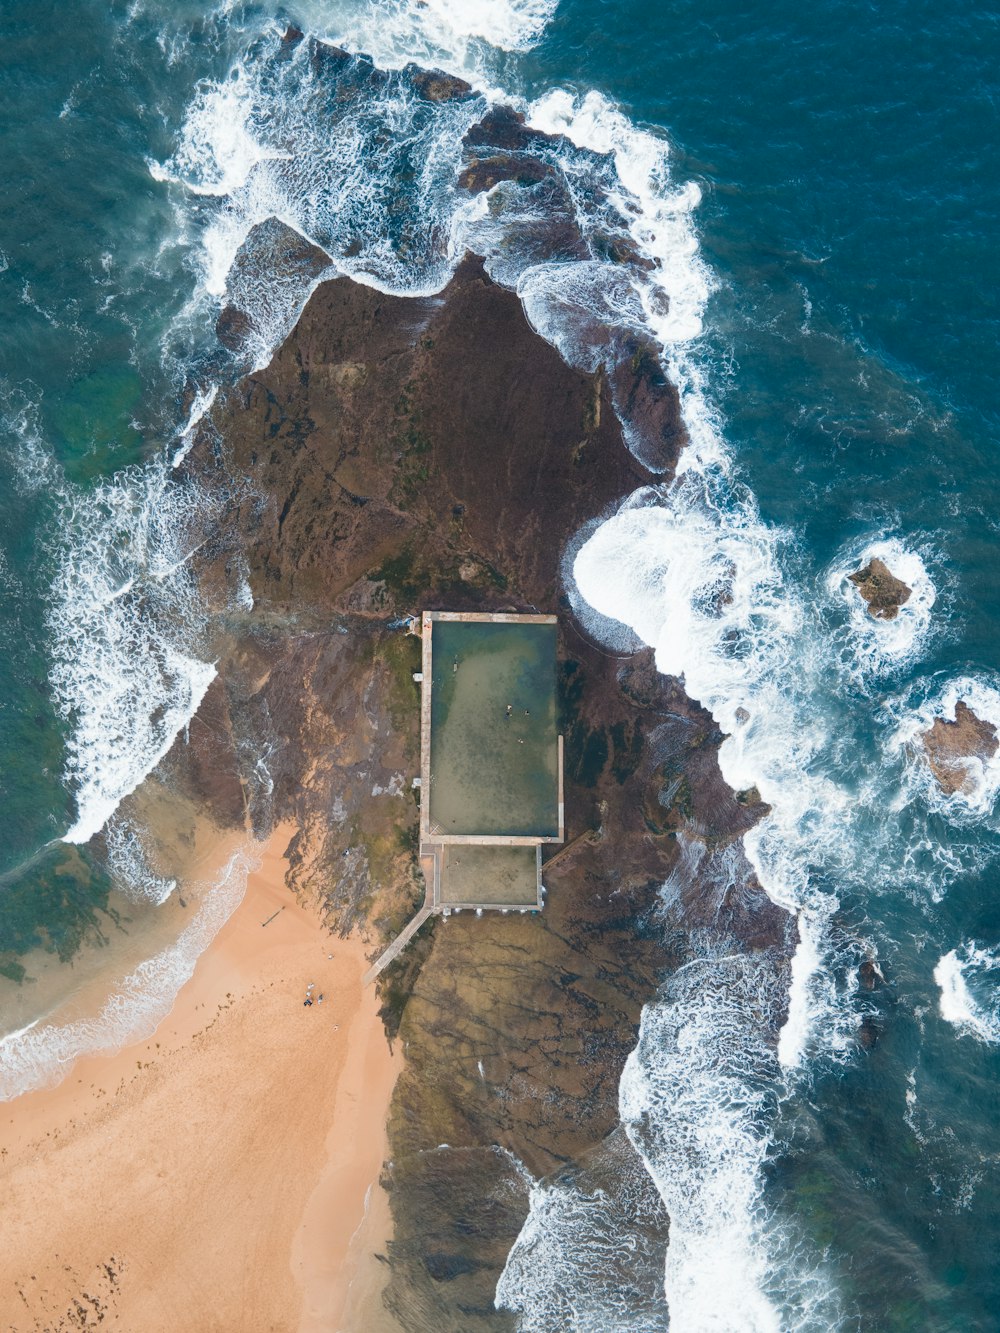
[{"left": 362, "top": 905, "right": 434, "bottom": 987}]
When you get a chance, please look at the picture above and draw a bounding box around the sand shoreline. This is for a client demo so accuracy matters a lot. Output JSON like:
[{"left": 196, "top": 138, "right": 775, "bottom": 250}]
[{"left": 0, "top": 823, "right": 400, "bottom": 1331}]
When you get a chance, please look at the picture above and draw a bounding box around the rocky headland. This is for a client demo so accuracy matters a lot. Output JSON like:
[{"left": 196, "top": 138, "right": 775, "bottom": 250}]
[{"left": 137, "top": 65, "right": 798, "bottom": 1313}]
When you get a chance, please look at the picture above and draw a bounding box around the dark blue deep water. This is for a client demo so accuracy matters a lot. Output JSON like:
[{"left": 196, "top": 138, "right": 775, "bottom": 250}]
[{"left": 1, "top": 2, "right": 999, "bottom": 1328}]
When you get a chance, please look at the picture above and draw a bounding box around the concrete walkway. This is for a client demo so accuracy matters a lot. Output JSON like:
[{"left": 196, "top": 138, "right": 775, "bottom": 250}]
[{"left": 362, "top": 905, "right": 435, "bottom": 987}]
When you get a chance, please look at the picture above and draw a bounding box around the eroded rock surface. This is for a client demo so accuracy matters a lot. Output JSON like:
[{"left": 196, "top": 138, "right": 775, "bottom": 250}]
[
  {"left": 849, "top": 557, "right": 912, "bottom": 620},
  {"left": 167, "top": 256, "right": 793, "bottom": 1327},
  {"left": 922, "top": 700, "right": 998, "bottom": 795}
]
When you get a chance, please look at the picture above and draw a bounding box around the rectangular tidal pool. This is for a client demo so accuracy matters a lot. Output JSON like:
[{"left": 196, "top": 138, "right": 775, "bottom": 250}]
[{"left": 428, "top": 618, "right": 559, "bottom": 839}]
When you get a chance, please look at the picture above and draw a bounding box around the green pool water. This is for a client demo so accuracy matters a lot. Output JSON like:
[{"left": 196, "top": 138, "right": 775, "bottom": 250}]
[{"left": 428, "top": 620, "right": 559, "bottom": 838}]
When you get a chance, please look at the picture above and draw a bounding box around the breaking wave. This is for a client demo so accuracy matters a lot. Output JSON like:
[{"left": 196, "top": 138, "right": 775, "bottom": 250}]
[
  {"left": 934, "top": 941, "right": 1000, "bottom": 1044},
  {"left": 49, "top": 458, "right": 218, "bottom": 845},
  {"left": 0, "top": 844, "right": 255, "bottom": 1101},
  {"left": 620, "top": 956, "right": 828, "bottom": 1332}
]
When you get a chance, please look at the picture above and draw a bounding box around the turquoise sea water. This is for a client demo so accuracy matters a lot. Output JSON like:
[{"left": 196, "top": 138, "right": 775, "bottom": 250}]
[{"left": 1, "top": 1, "right": 999, "bottom": 1327}]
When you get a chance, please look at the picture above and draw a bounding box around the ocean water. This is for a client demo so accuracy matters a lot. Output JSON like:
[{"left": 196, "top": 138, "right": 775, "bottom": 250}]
[{"left": 1, "top": 0, "right": 999, "bottom": 1328}]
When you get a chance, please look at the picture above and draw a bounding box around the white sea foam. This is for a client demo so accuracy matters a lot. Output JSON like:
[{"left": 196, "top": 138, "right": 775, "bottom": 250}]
[
  {"left": 934, "top": 941, "right": 1000, "bottom": 1044},
  {"left": 496, "top": 1170, "right": 669, "bottom": 1332},
  {"left": 3, "top": 391, "right": 61, "bottom": 495},
  {"left": 48, "top": 459, "right": 218, "bottom": 844},
  {"left": 526, "top": 89, "right": 709, "bottom": 348},
  {"left": 4, "top": 394, "right": 223, "bottom": 850},
  {"left": 104, "top": 816, "right": 177, "bottom": 906},
  {"left": 826, "top": 535, "right": 937, "bottom": 682},
  {"left": 172, "top": 383, "right": 218, "bottom": 468},
  {"left": 621, "top": 958, "right": 783, "bottom": 1332},
  {"left": 263, "top": 0, "right": 558, "bottom": 69},
  {"left": 153, "top": 27, "right": 485, "bottom": 374},
  {"left": 149, "top": 66, "right": 280, "bottom": 200},
  {"left": 886, "top": 674, "right": 1000, "bottom": 823},
  {"left": 0, "top": 845, "right": 255, "bottom": 1101},
  {"left": 388, "top": 0, "right": 557, "bottom": 53},
  {"left": 570, "top": 480, "right": 861, "bottom": 1065}
]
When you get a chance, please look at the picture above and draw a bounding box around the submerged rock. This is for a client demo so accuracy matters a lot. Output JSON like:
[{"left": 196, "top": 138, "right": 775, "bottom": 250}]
[
  {"left": 457, "top": 152, "right": 556, "bottom": 193},
  {"left": 859, "top": 958, "right": 884, "bottom": 991},
  {"left": 858, "top": 1016, "right": 882, "bottom": 1051},
  {"left": 922, "top": 700, "right": 999, "bottom": 795},
  {"left": 848, "top": 557, "right": 912, "bottom": 620},
  {"left": 215, "top": 217, "right": 331, "bottom": 357}
]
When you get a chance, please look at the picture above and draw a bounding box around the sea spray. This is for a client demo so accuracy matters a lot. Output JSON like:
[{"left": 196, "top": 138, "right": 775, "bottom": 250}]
[{"left": 934, "top": 941, "right": 1000, "bottom": 1044}]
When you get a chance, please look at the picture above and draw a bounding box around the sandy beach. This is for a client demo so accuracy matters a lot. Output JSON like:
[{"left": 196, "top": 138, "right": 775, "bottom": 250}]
[{"left": 0, "top": 824, "right": 401, "bottom": 1332}]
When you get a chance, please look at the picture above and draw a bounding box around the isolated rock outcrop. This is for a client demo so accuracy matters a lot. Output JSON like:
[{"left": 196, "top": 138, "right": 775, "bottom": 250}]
[
  {"left": 922, "top": 700, "right": 998, "bottom": 795},
  {"left": 849, "top": 557, "right": 911, "bottom": 620}
]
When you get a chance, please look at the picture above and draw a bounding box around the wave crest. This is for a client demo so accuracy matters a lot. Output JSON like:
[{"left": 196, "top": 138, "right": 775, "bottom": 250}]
[
  {"left": 48, "top": 460, "right": 218, "bottom": 845},
  {"left": 934, "top": 941, "right": 1000, "bottom": 1044},
  {"left": 0, "top": 845, "right": 255, "bottom": 1101}
]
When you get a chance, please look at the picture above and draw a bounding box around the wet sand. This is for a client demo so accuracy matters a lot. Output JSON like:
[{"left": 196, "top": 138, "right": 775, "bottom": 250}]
[{"left": 0, "top": 824, "right": 400, "bottom": 1331}]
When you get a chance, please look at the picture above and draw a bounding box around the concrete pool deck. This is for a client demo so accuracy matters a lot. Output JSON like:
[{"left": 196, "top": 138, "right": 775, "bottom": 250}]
[{"left": 363, "top": 611, "right": 564, "bottom": 986}]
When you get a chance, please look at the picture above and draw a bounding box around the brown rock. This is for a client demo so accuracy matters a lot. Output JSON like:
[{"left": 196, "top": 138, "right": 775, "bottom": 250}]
[
  {"left": 410, "top": 68, "right": 475, "bottom": 103},
  {"left": 215, "top": 305, "right": 256, "bottom": 354},
  {"left": 848, "top": 557, "right": 911, "bottom": 620},
  {"left": 463, "top": 105, "right": 555, "bottom": 154},
  {"left": 922, "top": 700, "right": 999, "bottom": 795},
  {"left": 457, "top": 153, "right": 556, "bottom": 193},
  {"left": 609, "top": 336, "right": 687, "bottom": 474},
  {"left": 198, "top": 254, "right": 652, "bottom": 611}
]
